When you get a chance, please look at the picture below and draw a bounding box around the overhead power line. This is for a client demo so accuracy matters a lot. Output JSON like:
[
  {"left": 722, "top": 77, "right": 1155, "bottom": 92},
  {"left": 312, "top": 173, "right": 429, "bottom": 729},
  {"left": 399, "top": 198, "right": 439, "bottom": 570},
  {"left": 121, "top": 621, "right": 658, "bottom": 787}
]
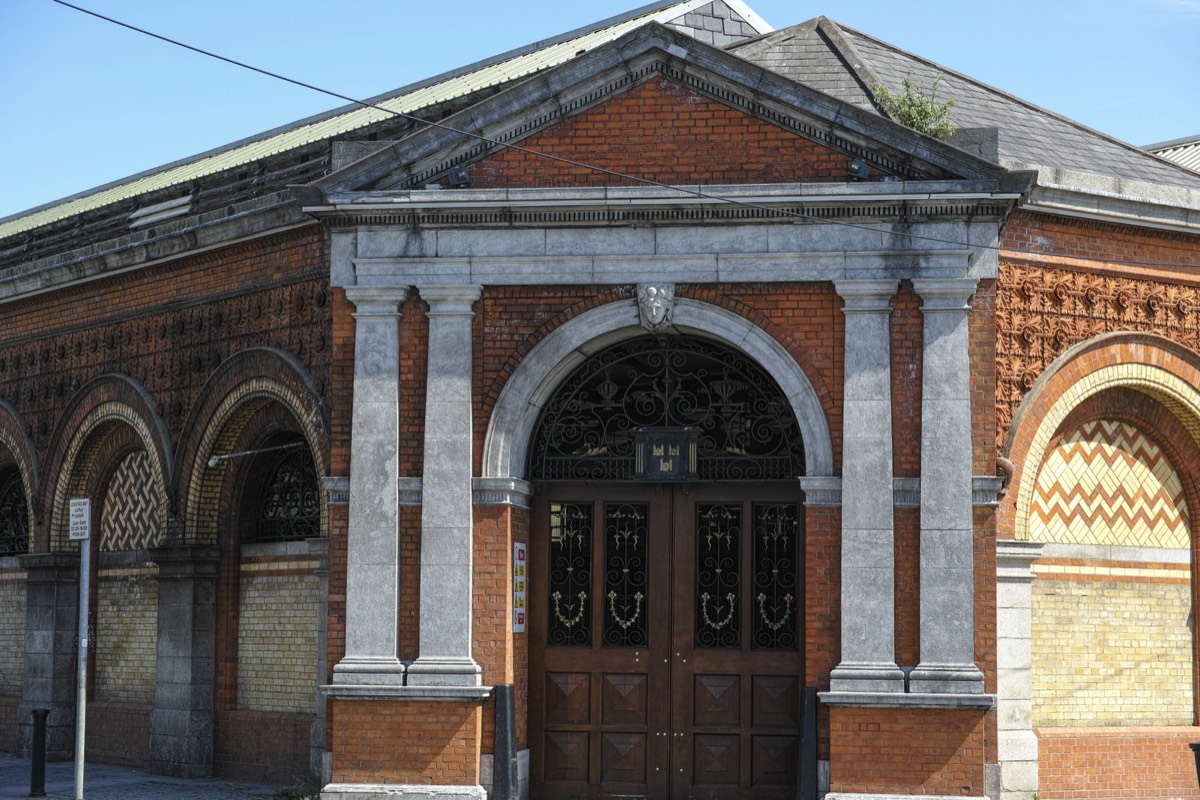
[{"left": 48, "top": 0, "right": 1200, "bottom": 271}]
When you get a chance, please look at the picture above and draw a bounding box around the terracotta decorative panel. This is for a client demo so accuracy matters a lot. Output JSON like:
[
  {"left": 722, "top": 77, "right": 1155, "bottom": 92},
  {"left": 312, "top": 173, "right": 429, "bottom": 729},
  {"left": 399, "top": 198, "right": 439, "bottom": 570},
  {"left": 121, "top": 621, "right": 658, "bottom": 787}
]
[{"left": 1031, "top": 419, "right": 1189, "bottom": 548}]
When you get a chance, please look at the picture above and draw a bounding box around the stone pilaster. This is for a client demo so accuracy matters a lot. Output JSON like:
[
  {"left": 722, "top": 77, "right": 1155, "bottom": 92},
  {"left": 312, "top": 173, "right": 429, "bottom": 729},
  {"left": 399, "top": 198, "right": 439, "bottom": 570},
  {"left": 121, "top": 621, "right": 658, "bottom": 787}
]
[
  {"left": 909, "top": 278, "right": 984, "bottom": 694},
  {"left": 333, "top": 287, "right": 409, "bottom": 685},
  {"left": 829, "top": 280, "right": 904, "bottom": 693},
  {"left": 17, "top": 552, "right": 80, "bottom": 760},
  {"left": 149, "top": 545, "right": 220, "bottom": 777},
  {"left": 996, "top": 540, "right": 1043, "bottom": 800},
  {"left": 407, "top": 286, "right": 484, "bottom": 687}
]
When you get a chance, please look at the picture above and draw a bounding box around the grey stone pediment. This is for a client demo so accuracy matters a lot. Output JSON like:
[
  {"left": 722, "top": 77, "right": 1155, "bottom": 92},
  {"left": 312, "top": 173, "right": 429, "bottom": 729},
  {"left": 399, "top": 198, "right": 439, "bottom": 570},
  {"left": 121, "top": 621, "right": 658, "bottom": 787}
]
[{"left": 303, "top": 23, "right": 1025, "bottom": 205}]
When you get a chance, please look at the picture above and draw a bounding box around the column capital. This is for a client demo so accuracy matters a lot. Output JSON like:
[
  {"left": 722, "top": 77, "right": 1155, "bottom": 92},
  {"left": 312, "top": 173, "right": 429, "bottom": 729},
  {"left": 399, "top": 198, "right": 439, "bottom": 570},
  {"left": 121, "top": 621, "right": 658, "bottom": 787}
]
[
  {"left": 912, "top": 277, "right": 978, "bottom": 311},
  {"left": 419, "top": 285, "right": 483, "bottom": 315},
  {"left": 996, "top": 539, "right": 1044, "bottom": 582},
  {"left": 344, "top": 285, "right": 410, "bottom": 315},
  {"left": 834, "top": 279, "right": 898, "bottom": 312}
]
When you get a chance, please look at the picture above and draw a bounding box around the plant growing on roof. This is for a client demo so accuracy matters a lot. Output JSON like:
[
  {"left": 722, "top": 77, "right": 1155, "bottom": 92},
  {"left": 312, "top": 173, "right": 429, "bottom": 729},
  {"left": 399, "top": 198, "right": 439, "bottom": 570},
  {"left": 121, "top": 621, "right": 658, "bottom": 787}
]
[{"left": 872, "top": 75, "right": 956, "bottom": 140}]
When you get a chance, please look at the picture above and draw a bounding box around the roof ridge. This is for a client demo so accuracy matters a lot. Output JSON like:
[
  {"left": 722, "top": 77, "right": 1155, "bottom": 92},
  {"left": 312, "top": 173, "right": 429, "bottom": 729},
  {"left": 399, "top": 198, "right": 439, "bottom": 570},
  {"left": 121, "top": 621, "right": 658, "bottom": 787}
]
[
  {"left": 828, "top": 18, "right": 1200, "bottom": 184},
  {"left": 811, "top": 17, "right": 884, "bottom": 114}
]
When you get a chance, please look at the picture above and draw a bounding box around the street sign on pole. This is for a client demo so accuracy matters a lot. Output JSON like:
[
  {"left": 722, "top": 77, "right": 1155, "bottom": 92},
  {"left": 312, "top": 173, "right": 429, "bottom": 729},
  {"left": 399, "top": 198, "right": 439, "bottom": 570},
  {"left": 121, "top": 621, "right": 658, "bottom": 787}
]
[{"left": 68, "top": 498, "right": 90, "bottom": 800}]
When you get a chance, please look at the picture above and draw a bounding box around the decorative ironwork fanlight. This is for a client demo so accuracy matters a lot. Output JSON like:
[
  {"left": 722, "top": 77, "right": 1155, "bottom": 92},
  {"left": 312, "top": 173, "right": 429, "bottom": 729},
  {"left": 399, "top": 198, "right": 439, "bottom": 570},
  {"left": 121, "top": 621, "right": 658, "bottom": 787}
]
[
  {"left": 252, "top": 445, "right": 320, "bottom": 543},
  {"left": 0, "top": 469, "right": 29, "bottom": 556},
  {"left": 529, "top": 336, "right": 805, "bottom": 481}
]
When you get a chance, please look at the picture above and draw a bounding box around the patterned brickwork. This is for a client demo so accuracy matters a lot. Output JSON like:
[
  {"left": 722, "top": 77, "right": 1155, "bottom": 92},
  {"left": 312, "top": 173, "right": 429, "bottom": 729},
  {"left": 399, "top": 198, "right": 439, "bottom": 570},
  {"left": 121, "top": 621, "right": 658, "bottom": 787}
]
[
  {"left": 1032, "top": 572, "right": 1192, "bottom": 727},
  {"left": 236, "top": 565, "right": 319, "bottom": 714},
  {"left": 94, "top": 564, "right": 158, "bottom": 705},
  {"left": 1037, "top": 726, "right": 1200, "bottom": 799},
  {"left": 0, "top": 568, "right": 25, "bottom": 695},
  {"left": 100, "top": 450, "right": 160, "bottom": 551},
  {"left": 1031, "top": 420, "right": 1190, "bottom": 548}
]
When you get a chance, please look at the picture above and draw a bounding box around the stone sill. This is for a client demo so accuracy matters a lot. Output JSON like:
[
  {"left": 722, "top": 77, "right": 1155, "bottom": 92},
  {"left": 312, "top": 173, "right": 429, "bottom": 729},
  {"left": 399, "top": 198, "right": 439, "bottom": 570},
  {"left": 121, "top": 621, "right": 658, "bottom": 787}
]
[
  {"left": 321, "top": 684, "right": 492, "bottom": 702},
  {"left": 819, "top": 691, "right": 995, "bottom": 710}
]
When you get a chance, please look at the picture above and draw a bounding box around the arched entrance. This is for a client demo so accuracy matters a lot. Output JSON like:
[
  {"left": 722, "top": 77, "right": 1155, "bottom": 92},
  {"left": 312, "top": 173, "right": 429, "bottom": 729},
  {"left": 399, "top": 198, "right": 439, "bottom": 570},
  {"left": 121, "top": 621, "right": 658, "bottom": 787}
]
[{"left": 527, "top": 335, "right": 807, "bottom": 800}]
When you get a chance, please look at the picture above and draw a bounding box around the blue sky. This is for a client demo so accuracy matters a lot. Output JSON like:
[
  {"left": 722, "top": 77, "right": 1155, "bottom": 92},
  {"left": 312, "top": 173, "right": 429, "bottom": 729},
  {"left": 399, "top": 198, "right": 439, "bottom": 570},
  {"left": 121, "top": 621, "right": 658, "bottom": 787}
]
[{"left": 1, "top": 0, "right": 1198, "bottom": 220}]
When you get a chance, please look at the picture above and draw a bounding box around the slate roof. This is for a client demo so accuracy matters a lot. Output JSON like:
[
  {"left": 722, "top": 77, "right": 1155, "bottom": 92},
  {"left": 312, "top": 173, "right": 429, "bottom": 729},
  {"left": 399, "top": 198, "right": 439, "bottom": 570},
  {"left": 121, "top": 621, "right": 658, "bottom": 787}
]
[
  {"left": 1149, "top": 135, "right": 1200, "bottom": 174},
  {"left": 0, "top": 0, "right": 769, "bottom": 247},
  {"left": 730, "top": 17, "right": 1200, "bottom": 193}
]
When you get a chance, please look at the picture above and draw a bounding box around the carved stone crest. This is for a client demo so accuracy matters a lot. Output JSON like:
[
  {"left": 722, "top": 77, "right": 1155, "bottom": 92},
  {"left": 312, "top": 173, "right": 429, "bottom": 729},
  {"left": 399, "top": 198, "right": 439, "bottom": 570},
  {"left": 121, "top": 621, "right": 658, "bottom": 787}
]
[{"left": 637, "top": 284, "right": 675, "bottom": 332}]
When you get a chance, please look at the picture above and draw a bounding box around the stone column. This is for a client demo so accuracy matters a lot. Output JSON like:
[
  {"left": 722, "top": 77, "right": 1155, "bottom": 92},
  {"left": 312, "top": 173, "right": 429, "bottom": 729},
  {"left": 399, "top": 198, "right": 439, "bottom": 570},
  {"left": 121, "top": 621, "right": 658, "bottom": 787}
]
[
  {"left": 17, "top": 552, "right": 80, "bottom": 760},
  {"left": 149, "top": 545, "right": 219, "bottom": 777},
  {"left": 829, "top": 280, "right": 904, "bottom": 693},
  {"left": 909, "top": 278, "right": 985, "bottom": 694},
  {"left": 996, "top": 540, "right": 1042, "bottom": 800},
  {"left": 407, "top": 285, "right": 484, "bottom": 687},
  {"left": 332, "top": 287, "right": 409, "bottom": 685}
]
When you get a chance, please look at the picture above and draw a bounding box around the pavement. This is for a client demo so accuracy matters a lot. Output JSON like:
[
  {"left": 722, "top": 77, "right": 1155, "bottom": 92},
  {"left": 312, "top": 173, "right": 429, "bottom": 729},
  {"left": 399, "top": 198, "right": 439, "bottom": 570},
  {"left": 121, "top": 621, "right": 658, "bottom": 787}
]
[{"left": 0, "top": 753, "right": 294, "bottom": 799}]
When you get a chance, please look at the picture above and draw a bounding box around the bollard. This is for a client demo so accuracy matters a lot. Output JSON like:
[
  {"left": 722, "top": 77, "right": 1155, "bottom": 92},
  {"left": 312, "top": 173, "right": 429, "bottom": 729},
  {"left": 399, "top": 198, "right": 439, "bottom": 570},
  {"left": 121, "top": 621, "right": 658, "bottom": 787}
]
[
  {"left": 29, "top": 709, "right": 48, "bottom": 798},
  {"left": 1191, "top": 742, "right": 1200, "bottom": 788}
]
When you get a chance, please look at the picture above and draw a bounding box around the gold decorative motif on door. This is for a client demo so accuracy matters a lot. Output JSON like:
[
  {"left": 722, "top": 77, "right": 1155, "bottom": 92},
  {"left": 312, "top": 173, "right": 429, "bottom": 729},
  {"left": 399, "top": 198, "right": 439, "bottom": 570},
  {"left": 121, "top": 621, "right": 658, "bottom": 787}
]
[{"left": 530, "top": 483, "right": 804, "bottom": 800}]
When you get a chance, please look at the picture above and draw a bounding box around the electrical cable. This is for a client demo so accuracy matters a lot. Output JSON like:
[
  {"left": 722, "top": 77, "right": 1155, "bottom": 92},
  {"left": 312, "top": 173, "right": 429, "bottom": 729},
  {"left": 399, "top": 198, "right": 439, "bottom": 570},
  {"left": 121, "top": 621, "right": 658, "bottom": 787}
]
[{"left": 48, "top": 0, "right": 1200, "bottom": 271}]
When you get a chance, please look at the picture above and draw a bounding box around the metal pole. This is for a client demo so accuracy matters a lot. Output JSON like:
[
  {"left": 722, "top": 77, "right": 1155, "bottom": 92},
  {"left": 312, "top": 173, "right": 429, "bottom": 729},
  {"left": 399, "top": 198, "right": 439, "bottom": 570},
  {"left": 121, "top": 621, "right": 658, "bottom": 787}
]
[
  {"left": 74, "top": 539, "right": 89, "bottom": 800},
  {"left": 29, "top": 708, "right": 48, "bottom": 798}
]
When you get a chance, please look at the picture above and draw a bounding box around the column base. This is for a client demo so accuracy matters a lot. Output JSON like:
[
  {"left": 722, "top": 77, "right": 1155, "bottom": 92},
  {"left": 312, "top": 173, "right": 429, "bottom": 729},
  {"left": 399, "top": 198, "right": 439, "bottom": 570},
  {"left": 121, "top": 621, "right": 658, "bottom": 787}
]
[
  {"left": 332, "top": 657, "right": 406, "bottom": 686},
  {"left": 406, "top": 657, "right": 482, "bottom": 687},
  {"left": 322, "top": 784, "right": 485, "bottom": 800},
  {"left": 908, "top": 663, "right": 984, "bottom": 694},
  {"left": 829, "top": 662, "right": 905, "bottom": 693}
]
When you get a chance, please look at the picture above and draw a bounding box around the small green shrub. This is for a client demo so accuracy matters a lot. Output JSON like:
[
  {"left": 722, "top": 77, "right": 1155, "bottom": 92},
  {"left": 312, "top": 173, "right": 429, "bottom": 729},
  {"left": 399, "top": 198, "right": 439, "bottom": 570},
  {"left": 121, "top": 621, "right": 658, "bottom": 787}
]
[{"left": 872, "top": 75, "right": 956, "bottom": 139}]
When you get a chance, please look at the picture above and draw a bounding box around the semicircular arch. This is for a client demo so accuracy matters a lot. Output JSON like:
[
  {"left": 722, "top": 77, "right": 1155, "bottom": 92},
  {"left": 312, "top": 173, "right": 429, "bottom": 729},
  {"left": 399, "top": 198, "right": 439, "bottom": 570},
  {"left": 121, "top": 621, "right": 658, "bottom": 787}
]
[
  {"left": 43, "top": 375, "right": 172, "bottom": 551},
  {"left": 177, "top": 347, "right": 329, "bottom": 546},
  {"left": 1005, "top": 332, "right": 1200, "bottom": 541},
  {"left": 482, "top": 297, "right": 835, "bottom": 480},
  {"left": 0, "top": 398, "right": 39, "bottom": 523}
]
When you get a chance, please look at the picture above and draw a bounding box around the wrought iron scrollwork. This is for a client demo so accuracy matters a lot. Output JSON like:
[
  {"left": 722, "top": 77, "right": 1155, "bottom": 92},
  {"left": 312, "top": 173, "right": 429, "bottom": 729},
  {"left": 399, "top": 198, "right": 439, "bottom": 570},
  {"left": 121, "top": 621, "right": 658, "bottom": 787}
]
[
  {"left": 696, "top": 503, "right": 741, "bottom": 648},
  {"left": 0, "top": 469, "right": 29, "bottom": 556},
  {"left": 548, "top": 503, "right": 592, "bottom": 646},
  {"left": 604, "top": 503, "right": 648, "bottom": 646},
  {"left": 253, "top": 445, "right": 320, "bottom": 543},
  {"left": 529, "top": 336, "right": 805, "bottom": 481},
  {"left": 752, "top": 503, "right": 798, "bottom": 649}
]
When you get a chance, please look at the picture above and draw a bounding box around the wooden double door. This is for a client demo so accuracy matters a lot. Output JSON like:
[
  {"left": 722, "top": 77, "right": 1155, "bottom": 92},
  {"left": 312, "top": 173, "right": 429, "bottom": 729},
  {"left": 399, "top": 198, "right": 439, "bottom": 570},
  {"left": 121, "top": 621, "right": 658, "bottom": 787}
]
[{"left": 530, "top": 483, "right": 804, "bottom": 799}]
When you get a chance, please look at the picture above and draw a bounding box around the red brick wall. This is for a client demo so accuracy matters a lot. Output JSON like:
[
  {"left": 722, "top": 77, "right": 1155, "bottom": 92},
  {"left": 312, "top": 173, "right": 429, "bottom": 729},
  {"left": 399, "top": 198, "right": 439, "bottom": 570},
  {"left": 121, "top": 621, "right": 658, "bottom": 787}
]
[
  {"left": 330, "top": 699, "right": 481, "bottom": 785},
  {"left": 214, "top": 709, "right": 313, "bottom": 784},
  {"left": 85, "top": 702, "right": 150, "bottom": 768},
  {"left": 1037, "top": 727, "right": 1200, "bottom": 799},
  {"left": 829, "top": 706, "right": 989, "bottom": 794},
  {"left": 468, "top": 76, "right": 865, "bottom": 189}
]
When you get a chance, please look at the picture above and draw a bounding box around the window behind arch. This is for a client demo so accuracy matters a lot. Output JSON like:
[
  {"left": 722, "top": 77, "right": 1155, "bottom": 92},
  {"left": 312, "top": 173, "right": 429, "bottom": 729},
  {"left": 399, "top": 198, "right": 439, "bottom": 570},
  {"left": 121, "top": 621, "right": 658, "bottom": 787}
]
[
  {"left": 0, "top": 467, "right": 29, "bottom": 556},
  {"left": 249, "top": 444, "right": 320, "bottom": 544}
]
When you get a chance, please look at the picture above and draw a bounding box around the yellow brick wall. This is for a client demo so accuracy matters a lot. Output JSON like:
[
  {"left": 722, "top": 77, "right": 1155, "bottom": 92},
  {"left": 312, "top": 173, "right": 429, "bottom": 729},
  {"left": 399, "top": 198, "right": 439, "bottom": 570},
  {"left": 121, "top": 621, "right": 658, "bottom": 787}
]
[
  {"left": 95, "top": 566, "right": 158, "bottom": 704},
  {"left": 1032, "top": 573, "right": 1192, "bottom": 727},
  {"left": 237, "top": 569, "right": 318, "bottom": 713},
  {"left": 0, "top": 569, "right": 25, "bottom": 695}
]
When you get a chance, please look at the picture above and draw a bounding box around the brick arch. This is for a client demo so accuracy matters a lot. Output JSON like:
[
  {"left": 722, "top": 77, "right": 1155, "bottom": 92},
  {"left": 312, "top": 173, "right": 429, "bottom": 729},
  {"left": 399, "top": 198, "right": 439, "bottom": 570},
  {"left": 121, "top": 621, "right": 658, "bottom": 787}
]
[
  {"left": 1004, "top": 332, "right": 1200, "bottom": 542},
  {"left": 482, "top": 297, "right": 835, "bottom": 479},
  {"left": 177, "top": 347, "right": 329, "bottom": 546},
  {"left": 43, "top": 375, "right": 171, "bottom": 552},
  {"left": 0, "top": 398, "right": 39, "bottom": 527}
]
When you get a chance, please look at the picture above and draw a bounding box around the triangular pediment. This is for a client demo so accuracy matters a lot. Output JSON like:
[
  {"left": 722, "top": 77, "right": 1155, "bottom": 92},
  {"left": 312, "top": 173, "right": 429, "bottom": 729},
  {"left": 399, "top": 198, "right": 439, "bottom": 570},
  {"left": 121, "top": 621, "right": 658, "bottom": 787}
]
[{"left": 309, "top": 23, "right": 1018, "bottom": 200}]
